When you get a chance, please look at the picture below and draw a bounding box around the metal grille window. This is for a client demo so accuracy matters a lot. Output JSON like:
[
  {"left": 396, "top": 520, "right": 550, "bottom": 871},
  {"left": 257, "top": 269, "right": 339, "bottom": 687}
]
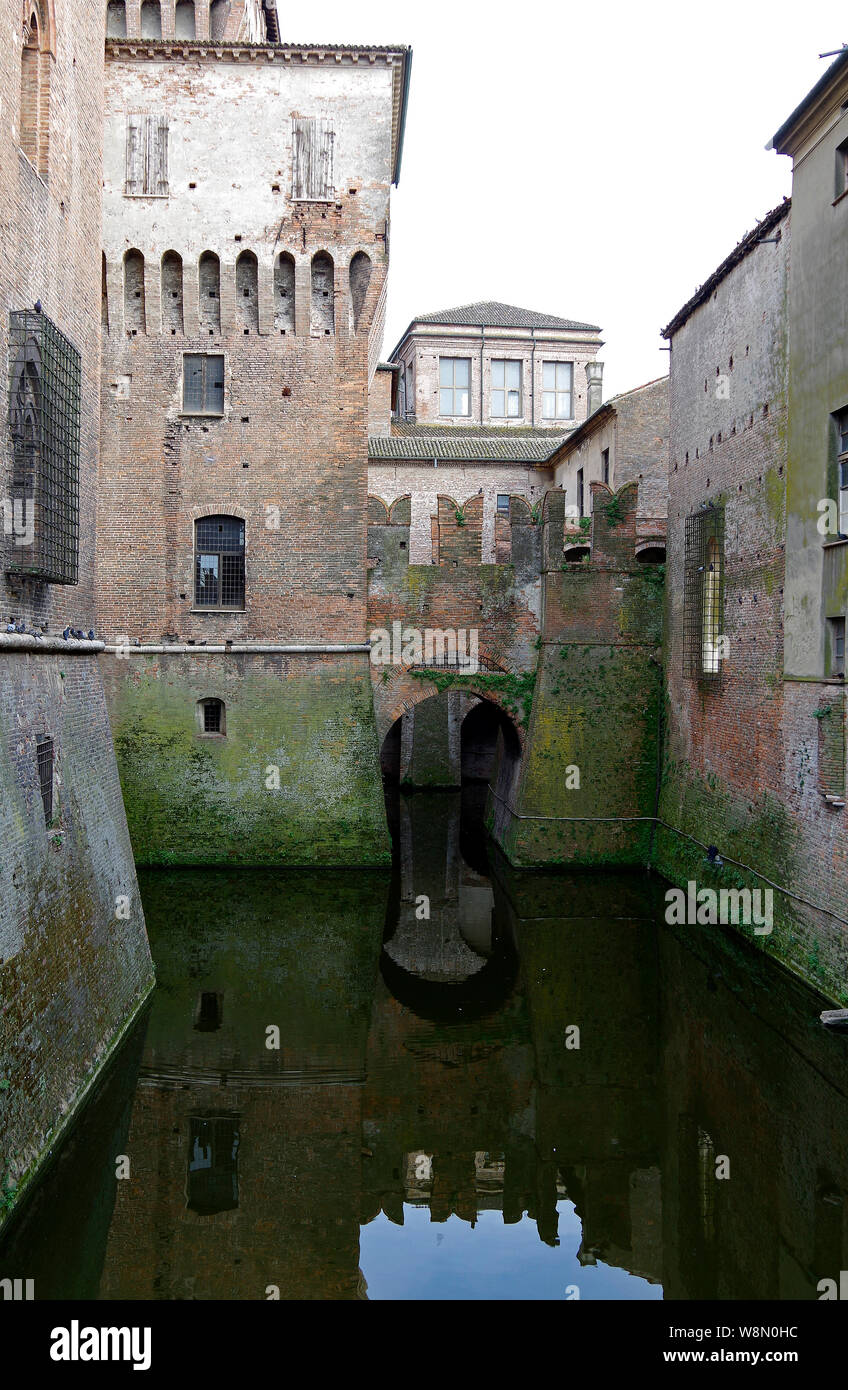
[
  {"left": 183, "top": 354, "right": 224, "bottom": 416},
  {"left": 8, "top": 310, "right": 80, "bottom": 584},
  {"left": 439, "top": 358, "right": 471, "bottom": 416},
  {"left": 125, "top": 115, "right": 169, "bottom": 197},
  {"left": 200, "top": 697, "right": 225, "bottom": 734},
  {"left": 683, "top": 507, "right": 725, "bottom": 680},
  {"left": 194, "top": 516, "right": 245, "bottom": 609},
  {"left": 837, "top": 408, "right": 848, "bottom": 535},
  {"left": 491, "top": 360, "right": 522, "bottom": 418},
  {"left": 542, "top": 361, "right": 573, "bottom": 420},
  {"left": 291, "top": 118, "right": 334, "bottom": 200},
  {"left": 36, "top": 736, "right": 53, "bottom": 825}
]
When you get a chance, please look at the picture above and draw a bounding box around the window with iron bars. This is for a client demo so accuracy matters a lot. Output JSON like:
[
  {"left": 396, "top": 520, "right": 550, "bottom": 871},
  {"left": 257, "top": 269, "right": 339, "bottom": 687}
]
[
  {"left": 36, "top": 735, "right": 54, "bottom": 825},
  {"left": 194, "top": 516, "right": 245, "bottom": 610},
  {"left": 7, "top": 310, "right": 80, "bottom": 584},
  {"left": 683, "top": 507, "right": 725, "bottom": 680}
]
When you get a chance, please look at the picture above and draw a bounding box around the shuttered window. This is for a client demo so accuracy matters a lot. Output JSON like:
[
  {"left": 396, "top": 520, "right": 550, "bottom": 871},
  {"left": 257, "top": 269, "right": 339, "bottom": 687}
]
[
  {"left": 291, "top": 118, "right": 334, "bottom": 201},
  {"left": 125, "top": 114, "right": 169, "bottom": 197}
]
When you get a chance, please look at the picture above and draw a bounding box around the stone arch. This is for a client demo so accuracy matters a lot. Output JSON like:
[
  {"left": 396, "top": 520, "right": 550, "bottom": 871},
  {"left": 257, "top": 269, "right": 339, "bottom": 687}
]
[
  {"left": 123, "top": 249, "right": 146, "bottom": 334},
  {"left": 273, "top": 251, "right": 295, "bottom": 333},
  {"left": 367, "top": 495, "right": 389, "bottom": 524},
  {"left": 348, "top": 250, "right": 372, "bottom": 333},
  {"left": 161, "top": 250, "right": 183, "bottom": 334},
  {"left": 310, "top": 250, "right": 334, "bottom": 335},
  {"left": 636, "top": 541, "right": 666, "bottom": 563},
  {"left": 235, "top": 249, "right": 258, "bottom": 333}
]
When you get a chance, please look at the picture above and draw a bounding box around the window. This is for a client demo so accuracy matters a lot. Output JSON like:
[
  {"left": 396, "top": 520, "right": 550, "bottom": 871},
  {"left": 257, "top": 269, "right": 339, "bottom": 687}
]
[
  {"left": 291, "top": 117, "right": 335, "bottom": 200},
  {"left": 123, "top": 249, "right": 146, "bottom": 334},
  {"left": 602, "top": 448, "right": 610, "bottom": 484},
  {"left": 235, "top": 250, "right": 258, "bottom": 334},
  {"left": 349, "top": 251, "right": 372, "bottom": 334},
  {"left": 174, "top": 1, "right": 196, "bottom": 38},
  {"left": 836, "top": 138, "right": 848, "bottom": 199},
  {"left": 496, "top": 495, "right": 510, "bottom": 514},
  {"left": 106, "top": 1, "right": 127, "bottom": 37},
  {"left": 140, "top": 1, "right": 161, "bottom": 38},
  {"left": 683, "top": 507, "right": 724, "bottom": 680},
  {"left": 198, "top": 252, "right": 221, "bottom": 334},
  {"left": 310, "top": 252, "right": 334, "bottom": 335},
  {"left": 837, "top": 408, "right": 848, "bottom": 535},
  {"left": 8, "top": 309, "right": 80, "bottom": 585},
  {"left": 125, "top": 114, "right": 168, "bottom": 197},
  {"left": 274, "top": 252, "right": 295, "bottom": 333},
  {"left": 405, "top": 360, "right": 414, "bottom": 418},
  {"left": 198, "top": 697, "right": 226, "bottom": 734},
  {"left": 161, "top": 251, "right": 183, "bottom": 334},
  {"left": 491, "top": 360, "right": 522, "bottom": 418},
  {"left": 439, "top": 358, "right": 471, "bottom": 416},
  {"left": 194, "top": 516, "right": 245, "bottom": 610},
  {"left": 828, "top": 617, "right": 845, "bottom": 677},
  {"left": 542, "top": 361, "right": 573, "bottom": 420},
  {"left": 183, "top": 354, "right": 224, "bottom": 415},
  {"left": 210, "top": 0, "right": 230, "bottom": 40},
  {"left": 186, "top": 1115, "right": 239, "bottom": 1215},
  {"left": 36, "top": 735, "right": 53, "bottom": 825},
  {"left": 577, "top": 468, "right": 584, "bottom": 517}
]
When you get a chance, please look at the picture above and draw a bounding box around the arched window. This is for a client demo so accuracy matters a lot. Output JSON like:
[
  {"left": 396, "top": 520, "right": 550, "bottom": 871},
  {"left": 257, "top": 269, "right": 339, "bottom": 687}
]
[
  {"left": 311, "top": 251, "right": 334, "bottom": 336},
  {"left": 161, "top": 251, "right": 184, "bottom": 334},
  {"left": 194, "top": 516, "right": 245, "bottom": 610},
  {"left": 20, "top": 7, "right": 48, "bottom": 174},
  {"left": 174, "top": 0, "right": 195, "bottom": 38},
  {"left": 123, "top": 249, "right": 146, "bottom": 334},
  {"left": 10, "top": 337, "right": 41, "bottom": 497},
  {"left": 349, "top": 252, "right": 371, "bottom": 334},
  {"left": 106, "top": 1, "right": 127, "bottom": 38},
  {"left": 274, "top": 252, "right": 295, "bottom": 333},
  {"left": 198, "top": 251, "right": 221, "bottom": 333},
  {"left": 140, "top": 1, "right": 161, "bottom": 38},
  {"left": 197, "top": 697, "right": 226, "bottom": 735},
  {"left": 235, "top": 250, "right": 258, "bottom": 333},
  {"left": 210, "top": 0, "right": 230, "bottom": 39}
]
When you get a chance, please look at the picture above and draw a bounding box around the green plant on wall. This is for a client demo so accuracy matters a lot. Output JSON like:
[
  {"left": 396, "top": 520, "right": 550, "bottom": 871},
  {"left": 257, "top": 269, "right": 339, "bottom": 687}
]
[
  {"left": 1, "top": 1170, "right": 16, "bottom": 1214},
  {"left": 455, "top": 507, "right": 466, "bottom": 527},
  {"left": 601, "top": 494, "right": 625, "bottom": 528},
  {"left": 530, "top": 502, "right": 541, "bottom": 525},
  {"left": 579, "top": 516, "right": 591, "bottom": 534}
]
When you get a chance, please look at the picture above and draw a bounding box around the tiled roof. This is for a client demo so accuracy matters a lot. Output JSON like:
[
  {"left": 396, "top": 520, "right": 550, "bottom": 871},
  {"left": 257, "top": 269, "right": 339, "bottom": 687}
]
[
  {"left": 369, "top": 432, "right": 569, "bottom": 463},
  {"left": 408, "top": 301, "right": 601, "bottom": 332},
  {"left": 662, "top": 202, "right": 789, "bottom": 339}
]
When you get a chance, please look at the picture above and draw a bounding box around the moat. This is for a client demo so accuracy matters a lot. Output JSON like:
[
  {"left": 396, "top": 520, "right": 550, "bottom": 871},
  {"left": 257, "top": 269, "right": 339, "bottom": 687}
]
[{"left": 1, "top": 787, "right": 845, "bottom": 1300}]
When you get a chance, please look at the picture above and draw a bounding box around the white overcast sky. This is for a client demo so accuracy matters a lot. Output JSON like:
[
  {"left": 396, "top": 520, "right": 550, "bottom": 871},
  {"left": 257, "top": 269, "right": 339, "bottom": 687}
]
[{"left": 307, "top": 0, "right": 845, "bottom": 397}]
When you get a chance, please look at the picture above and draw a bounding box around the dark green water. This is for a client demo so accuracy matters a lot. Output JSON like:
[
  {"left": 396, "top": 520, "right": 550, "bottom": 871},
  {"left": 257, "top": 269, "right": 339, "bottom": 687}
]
[{"left": 1, "top": 788, "right": 846, "bottom": 1300}]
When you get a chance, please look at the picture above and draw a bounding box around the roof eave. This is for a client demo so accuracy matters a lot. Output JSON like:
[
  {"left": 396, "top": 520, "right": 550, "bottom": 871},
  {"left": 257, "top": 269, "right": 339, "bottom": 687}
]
[{"left": 769, "top": 48, "right": 848, "bottom": 154}]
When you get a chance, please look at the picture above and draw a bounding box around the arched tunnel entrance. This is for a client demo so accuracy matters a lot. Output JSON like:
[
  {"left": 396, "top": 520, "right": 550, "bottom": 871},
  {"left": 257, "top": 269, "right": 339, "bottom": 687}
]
[{"left": 378, "top": 693, "right": 522, "bottom": 1023}]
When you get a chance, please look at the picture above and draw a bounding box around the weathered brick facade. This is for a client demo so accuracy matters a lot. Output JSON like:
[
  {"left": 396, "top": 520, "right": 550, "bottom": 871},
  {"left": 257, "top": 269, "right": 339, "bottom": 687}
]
[{"left": 0, "top": 0, "right": 152, "bottom": 1232}]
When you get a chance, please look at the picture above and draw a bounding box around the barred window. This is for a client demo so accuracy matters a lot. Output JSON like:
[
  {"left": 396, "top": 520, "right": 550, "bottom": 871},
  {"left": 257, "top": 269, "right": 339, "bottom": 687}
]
[
  {"left": 7, "top": 310, "right": 80, "bottom": 584},
  {"left": 125, "top": 114, "right": 169, "bottom": 197},
  {"left": 36, "top": 735, "right": 53, "bottom": 825},
  {"left": 683, "top": 507, "right": 725, "bottom": 680},
  {"left": 198, "top": 697, "right": 225, "bottom": 734},
  {"left": 291, "top": 118, "right": 334, "bottom": 201},
  {"left": 183, "top": 354, "right": 224, "bottom": 415},
  {"left": 194, "top": 515, "right": 245, "bottom": 610}
]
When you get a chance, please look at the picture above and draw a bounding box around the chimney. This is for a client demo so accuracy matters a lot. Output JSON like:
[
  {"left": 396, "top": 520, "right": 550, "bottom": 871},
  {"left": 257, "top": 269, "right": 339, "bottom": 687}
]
[{"left": 586, "top": 361, "right": 604, "bottom": 416}]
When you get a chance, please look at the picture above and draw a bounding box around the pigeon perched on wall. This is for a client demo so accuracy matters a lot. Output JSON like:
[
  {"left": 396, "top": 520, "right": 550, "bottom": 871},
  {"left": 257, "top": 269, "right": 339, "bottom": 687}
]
[
  {"left": 62, "top": 627, "right": 70, "bottom": 640},
  {"left": 87, "top": 630, "right": 94, "bottom": 641}
]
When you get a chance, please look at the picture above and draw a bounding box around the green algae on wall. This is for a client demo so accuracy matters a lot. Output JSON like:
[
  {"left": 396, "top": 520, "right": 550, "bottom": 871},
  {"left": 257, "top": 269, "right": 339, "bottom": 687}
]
[{"left": 104, "top": 653, "right": 391, "bottom": 866}]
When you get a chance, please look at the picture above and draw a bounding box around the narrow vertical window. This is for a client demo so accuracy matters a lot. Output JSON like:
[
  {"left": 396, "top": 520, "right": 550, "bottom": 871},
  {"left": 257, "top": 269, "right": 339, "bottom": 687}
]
[
  {"left": 577, "top": 468, "right": 584, "bottom": 517},
  {"left": 602, "top": 448, "right": 610, "bottom": 484},
  {"left": 836, "top": 408, "right": 848, "bottom": 536},
  {"left": 683, "top": 507, "right": 725, "bottom": 680},
  {"left": 405, "top": 360, "right": 414, "bottom": 418},
  {"left": 439, "top": 358, "right": 471, "bottom": 416},
  {"left": 102, "top": 253, "right": 110, "bottom": 332},
  {"left": 491, "top": 360, "right": 522, "bottom": 418},
  {"left": 140, "top": 1, "right": 161, "bottom": 38},
  {"left": 310, "top": 252, "right": 334, "bottom": 336},
  {"left": 198, "top": 252, "right": 221, "bottom": 333},
  {"left": 36, "top": 736, "right": 53, "bottom": 825},
  {"left": 235, "top": 250, "right": 258, "bottom": 334},
  {"left": 194, "top": 516, "right": 245, "bottom": 610},
  {"left": 828, "top": 617, "right": 845, "bottom": 678},
  {"left": 161, "top": 252, "right": 184, "bottom": 334},
  {"left": 186, "top": 1115, "right": 239, "bottom": 1215},
  {"left": 273, "top": 253, "right": 295, "bottom": 333}
]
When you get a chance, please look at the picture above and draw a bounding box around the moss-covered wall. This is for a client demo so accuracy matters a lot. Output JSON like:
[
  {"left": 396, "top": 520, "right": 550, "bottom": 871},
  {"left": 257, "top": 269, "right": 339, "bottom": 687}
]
[{"left": 102, "top": 651, "right": 390, "bottom": 865}]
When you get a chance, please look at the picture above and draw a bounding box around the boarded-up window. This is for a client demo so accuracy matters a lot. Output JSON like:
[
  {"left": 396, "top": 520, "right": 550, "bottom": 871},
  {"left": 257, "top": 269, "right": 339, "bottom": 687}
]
[
  {"left": 817, "top": 697, "right": 846, "bottom": 798},
  {"left": 183, "top": 354, "right": 224, "bottom": 416},
  {"left": 125, "top": 114, "right": 169, "bottom": 197},
  {"left": 291, "top": 118, "right": 334, "bottom": 201}
]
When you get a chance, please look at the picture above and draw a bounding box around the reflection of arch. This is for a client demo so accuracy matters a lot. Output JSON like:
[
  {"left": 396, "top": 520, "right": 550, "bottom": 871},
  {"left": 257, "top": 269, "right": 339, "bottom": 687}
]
[{"left": 379, "top": 918, "right": 518, "bottom": 1024}]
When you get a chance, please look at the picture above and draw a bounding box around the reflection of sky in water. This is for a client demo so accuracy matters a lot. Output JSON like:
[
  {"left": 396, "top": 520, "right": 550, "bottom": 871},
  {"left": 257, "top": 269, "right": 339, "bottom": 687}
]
[{"left": 360, "top": 1202, "right": 663, "bottom": 1301}]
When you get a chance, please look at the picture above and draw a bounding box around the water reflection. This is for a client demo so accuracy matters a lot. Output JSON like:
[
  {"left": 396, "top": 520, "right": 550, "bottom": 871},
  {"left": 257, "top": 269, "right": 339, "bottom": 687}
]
[{"left": 1, "top": 789, "right": 846, "bottom": 1300}]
